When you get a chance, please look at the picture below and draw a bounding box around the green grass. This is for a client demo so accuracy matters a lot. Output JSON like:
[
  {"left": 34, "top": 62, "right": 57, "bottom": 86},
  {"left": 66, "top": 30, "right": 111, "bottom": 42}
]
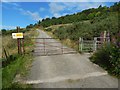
[
  {"left": 2, "top": 28, "right": 39, "bottom": 89},
  {"left": 2, "top": 54, "right": 33, "bottom": 88}
]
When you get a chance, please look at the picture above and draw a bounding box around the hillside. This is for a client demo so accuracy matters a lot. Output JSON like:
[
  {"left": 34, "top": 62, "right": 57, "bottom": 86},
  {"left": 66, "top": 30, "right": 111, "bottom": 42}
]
[
  {"left": 34, "top": 2, "right": 120, "bottom": 28},
  {"left": 29, "top": 2, "right": 119, "bottom": 52},
  {"left": 50, "top": 12, "right": 118, "bottom": 40},
  {"left": 28, "top": 2, "right": 119, "bottom": 41},
  {"left": 38, "top": 2, "right": 120, "bottom": 78}
]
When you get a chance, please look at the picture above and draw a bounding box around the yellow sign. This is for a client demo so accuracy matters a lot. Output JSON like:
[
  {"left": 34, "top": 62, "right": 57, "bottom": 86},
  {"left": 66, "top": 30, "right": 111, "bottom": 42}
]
[
  {"left": 16, "top": 33, "right": 23, "bottom": 36},
  {"left": 12, "top": 33, "right": 23, "bottom": 39}
]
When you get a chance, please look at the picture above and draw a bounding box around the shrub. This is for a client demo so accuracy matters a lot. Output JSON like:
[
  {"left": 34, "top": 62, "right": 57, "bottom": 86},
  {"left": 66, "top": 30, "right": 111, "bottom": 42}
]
[
  {"left": 45, "top": 28, "right": 52, "bottom": 32},
  {"left": 90, "top": 44, "right": 111, "bottom": 69},
  {"left": 90, "top": 42, "right": 120, "bottom": 78},
  {"left": 109, "top": 44, "right": 120, "bottom": 77}
]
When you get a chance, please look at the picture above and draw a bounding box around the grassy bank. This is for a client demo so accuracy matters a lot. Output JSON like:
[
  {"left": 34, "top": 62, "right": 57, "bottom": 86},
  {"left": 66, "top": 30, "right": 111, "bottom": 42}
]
[
  {"left": 2, "top": 28, "right": 38, "bottom": 88},
  {"left": 2, "top": 54, "right": 33, "bottom": 88}
]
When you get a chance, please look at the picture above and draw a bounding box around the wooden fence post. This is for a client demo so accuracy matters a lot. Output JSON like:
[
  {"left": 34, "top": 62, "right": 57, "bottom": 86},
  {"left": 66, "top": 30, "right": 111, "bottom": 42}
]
[
  {"left": 17, "top": 26, "right": 22, "bottom": 55},
  {"left": 17, "top": 27, "right": 20, "bottom": 54},
  {"left": 3, "top": 46, "right": 8, "bottom": 60}
]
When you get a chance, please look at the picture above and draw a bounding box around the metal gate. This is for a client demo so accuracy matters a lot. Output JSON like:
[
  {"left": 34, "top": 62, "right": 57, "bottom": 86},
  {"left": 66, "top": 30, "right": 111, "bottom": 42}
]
[
  {"left": 79, "top": 38, "right": 94, "bottom": 52},
  {"left": 32, "top": 38, "right": 77, "bottom": 56},
  {"left": 79, "top": 37, "right": 110, "bottom": 52}
]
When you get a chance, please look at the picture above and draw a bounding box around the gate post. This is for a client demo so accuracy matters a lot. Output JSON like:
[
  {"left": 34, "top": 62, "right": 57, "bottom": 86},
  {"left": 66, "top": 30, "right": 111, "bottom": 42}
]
[
  {"left": 94, "top": 37, "right": 97, "bottom": 51},
  {"left": 17, "top": 26, "right": 22, "bottom": 54},
  {"left": 43, "top": 38, "right": 45, "bottom": 55},
  {"left": 22, "top": 38, "right": 25, "bottom": 54},
  {"left": 61, "top": 43, "right": 63, "bottom": 54},
  {"left": 79, "top": 37, "right": 83, "bottom": 52}
]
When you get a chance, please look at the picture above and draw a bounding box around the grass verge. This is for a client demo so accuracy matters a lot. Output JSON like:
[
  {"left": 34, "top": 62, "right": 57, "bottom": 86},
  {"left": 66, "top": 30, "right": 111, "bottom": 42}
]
[
  {"left": 2, "top": 54, "right": 33, "bottom": 88},
  {"left": 2, "top": 28, "right": 39, "bottom": 89}
]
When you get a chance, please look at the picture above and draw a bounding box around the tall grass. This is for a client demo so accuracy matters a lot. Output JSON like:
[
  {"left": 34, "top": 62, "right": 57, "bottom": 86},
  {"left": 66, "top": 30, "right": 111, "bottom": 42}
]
[
  {"left": 2, "top": 28, "right": 38, "bottom": 88},
  {"left": 2, "top": 54, "right": 33, "bottom": 88}
]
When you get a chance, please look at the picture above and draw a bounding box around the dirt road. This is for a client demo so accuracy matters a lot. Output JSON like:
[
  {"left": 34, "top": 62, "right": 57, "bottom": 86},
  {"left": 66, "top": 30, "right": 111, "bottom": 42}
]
[{"left": 26, "top": 29, "right": 118, "bottom": 88}]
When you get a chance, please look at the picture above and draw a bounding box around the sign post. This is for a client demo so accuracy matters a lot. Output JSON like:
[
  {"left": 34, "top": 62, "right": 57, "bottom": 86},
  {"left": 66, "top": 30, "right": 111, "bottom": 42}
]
[
  {"left": 17, "top": 27, "right": 21, "bottom": 54},
  {"left": 22, "top": 38, "right": 25, "bottom": 54},
  {"left": 12, "top": 27, "right": 24, "bottom": 55}
]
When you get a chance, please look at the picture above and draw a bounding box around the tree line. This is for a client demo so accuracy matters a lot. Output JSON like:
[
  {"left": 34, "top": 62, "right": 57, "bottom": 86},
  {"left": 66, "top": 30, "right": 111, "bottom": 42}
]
[{"left": 32, "top": 2, "right": 119, "bottom": 27}]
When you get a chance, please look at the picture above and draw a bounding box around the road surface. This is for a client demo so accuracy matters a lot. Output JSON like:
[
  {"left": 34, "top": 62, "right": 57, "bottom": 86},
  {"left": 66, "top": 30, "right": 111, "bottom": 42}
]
[{"left": 25, "top": 29, "right": 118, "bottom": 88}]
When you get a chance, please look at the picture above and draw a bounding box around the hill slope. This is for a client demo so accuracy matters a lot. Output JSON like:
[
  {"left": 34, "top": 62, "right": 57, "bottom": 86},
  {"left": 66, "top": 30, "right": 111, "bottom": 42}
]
[{"left": 34, "top": 2, "right": 119, "bottom": 28}]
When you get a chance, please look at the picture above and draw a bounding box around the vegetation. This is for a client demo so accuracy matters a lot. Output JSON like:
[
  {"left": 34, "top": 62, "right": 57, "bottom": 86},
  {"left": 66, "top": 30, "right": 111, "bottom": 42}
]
[
  {"left": 90, "top": 33, "right": 120, "bottom": 78},
  {"left": 2, "top": 27, "right": 38, "bottom": 88},
  {"left": 37, "top": 2, "right": 120, "bottom": 28},
  {"left": 2, "top": 54, "right": 33, "bottom": 88},
  {"left": 44, "top": 11, "right": 119, "bottom": 51},
  {"left": 1, "top": 28, "right": 31, "bottom": 36},
  {"left": 53, "top": 12, "right": 118, "bottom": 39},
  {"left": 1, "top": 2, "right": 119, "bottom": 89},
  {"left": 41, "top": 2, "right": 120, "bottom": 77},
  {"left": 41, "top": 2, "right": 119, "bottom": 51}
]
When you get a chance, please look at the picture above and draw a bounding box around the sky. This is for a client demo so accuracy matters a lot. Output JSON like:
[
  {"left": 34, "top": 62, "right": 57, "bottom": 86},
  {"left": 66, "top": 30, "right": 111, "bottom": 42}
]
[{"left": 1, "top": 1, "right": 117, "bottom": 30}]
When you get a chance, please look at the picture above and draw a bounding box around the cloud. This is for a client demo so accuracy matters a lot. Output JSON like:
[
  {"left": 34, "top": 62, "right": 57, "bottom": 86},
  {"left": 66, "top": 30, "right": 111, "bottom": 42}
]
[
  {"left": 0, "top": 25, "right": 16, "bottom": 30},
  {"left": 49, "top": 2, "right": 65, "bottom": 14},
  {"left": 44, "top": 15, "right": 50, "bottom": 18},
  {"left": 11, "top": 3, "right": 20, "bottom": 7},
  {"left": 19, "top": 9, "right": 42, "bottom": 21},
  {"left": 75, "top": 2, "right": 106, "bottom": 11},
  {"left": 2, "top": 1, "right": 42, "bottom": 21},
  {"left": 2, "top": 1, "right": 20, "bottom": 7},
  {"left": 62, "top": 2, "right": 107, "bottom": 11},
  {"left": 16, "top": 7, "right": 42, "bottom": 21},
  {"left": 49, "top": 2, "right": 70, "bottom": 17},
  {"left": 53, "top": 13, "right": 61, "bottom": 18},
  {"left": 39, "top": 7, "right": 45, "bottom": 12},
  {"left": 48, "top": 2, "right": 109, "bottom": 18},
  {"left": 24, "top": 11, "right": 42, "bottom": 21},
  {"left": 2, "top": 1, "right": 21, "bottom": 11},
  {"left": 62, "top": 13, "right": 69, "bottom": 16}
]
